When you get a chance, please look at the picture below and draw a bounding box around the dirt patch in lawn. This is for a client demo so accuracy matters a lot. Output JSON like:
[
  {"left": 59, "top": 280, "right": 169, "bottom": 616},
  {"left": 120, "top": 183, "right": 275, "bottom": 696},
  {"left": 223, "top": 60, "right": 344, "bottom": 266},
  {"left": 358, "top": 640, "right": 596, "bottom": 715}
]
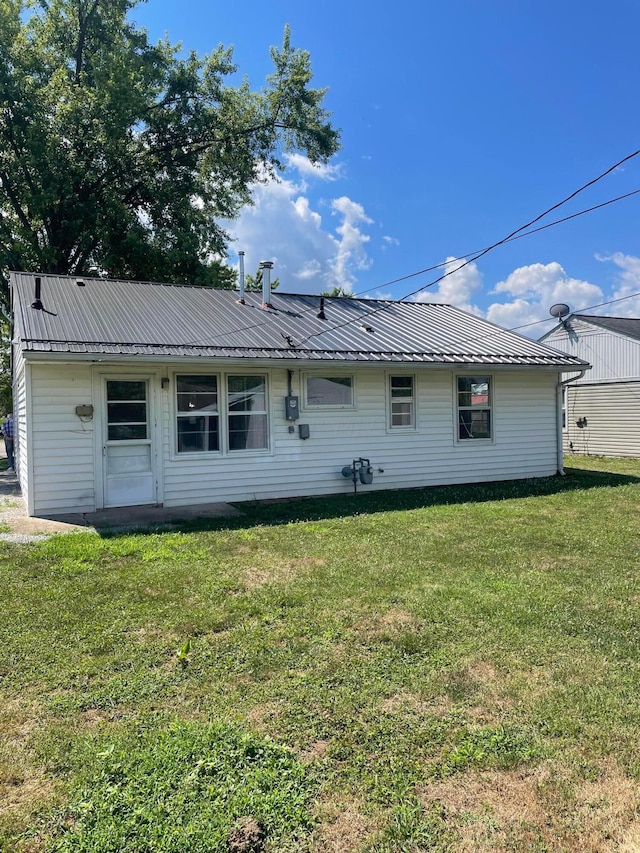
[
  {"left": 238, "top": 554, "right": 324, "bottom": 590},
  {"left": 312, "top": 797, "right": 377, "bottom": 853},
  {"left": 421, "top": 758, "right": 640, "bottom": 852},
  {"left": 378, "top": 690, "right": 454, "bottom": 718}
]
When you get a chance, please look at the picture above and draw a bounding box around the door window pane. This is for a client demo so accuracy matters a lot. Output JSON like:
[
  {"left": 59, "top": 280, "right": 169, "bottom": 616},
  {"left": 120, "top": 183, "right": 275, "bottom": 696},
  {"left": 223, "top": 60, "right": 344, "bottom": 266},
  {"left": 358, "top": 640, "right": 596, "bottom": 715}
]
[
  {"left": 107, "top": 380, "right": 147, "bottom": 441},
  {"left": 107, "top": 380, "right": 146, "bottom": 401}
]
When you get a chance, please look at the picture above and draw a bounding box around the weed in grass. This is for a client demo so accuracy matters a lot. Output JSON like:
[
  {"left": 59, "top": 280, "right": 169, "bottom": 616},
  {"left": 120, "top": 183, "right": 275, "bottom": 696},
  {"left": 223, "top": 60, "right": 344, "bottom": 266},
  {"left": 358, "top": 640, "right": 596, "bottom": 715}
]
[
  {"left": 39, "top": 718, "right": 316, "bottom": 852},
  {"left": 432, "top": 724, "right": 543, "bottom": 779}
]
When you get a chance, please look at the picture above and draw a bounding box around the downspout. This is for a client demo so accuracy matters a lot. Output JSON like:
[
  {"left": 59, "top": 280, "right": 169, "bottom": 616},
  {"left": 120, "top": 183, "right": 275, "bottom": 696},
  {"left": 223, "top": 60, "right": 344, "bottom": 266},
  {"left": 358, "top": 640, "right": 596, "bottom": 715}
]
[{"left": 556, "top": 370, "right": 586, "bottom": 475}]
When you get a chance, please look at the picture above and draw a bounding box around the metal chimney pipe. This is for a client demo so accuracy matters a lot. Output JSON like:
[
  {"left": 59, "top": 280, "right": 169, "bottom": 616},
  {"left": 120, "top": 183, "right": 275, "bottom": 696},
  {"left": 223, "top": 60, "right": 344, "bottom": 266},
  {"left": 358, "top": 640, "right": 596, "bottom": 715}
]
[
  {"left": 238, "top": 251, "right": 246, "bottom": 304},
  {"left": 31, "top": 276, "right": 43, "bottom": 310},
  {"left": 260, "top": 261, "right": 274, "bottom": 308}
]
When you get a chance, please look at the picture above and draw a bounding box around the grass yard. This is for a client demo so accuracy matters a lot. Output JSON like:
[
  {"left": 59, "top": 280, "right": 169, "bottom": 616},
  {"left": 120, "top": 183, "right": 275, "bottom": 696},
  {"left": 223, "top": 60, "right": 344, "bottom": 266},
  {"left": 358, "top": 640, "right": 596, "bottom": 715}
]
[{"left": 1, "top": 455, "right": 640, "bottom": 852}]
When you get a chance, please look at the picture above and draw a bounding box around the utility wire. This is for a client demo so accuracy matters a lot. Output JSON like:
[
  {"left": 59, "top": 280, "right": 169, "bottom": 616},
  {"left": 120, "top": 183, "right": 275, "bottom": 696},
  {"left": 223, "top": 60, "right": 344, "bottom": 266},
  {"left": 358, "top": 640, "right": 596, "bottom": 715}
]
[
  {"left": 350, "top": 187, "right": 640, "bottom": 298},
  {"left": 295, "top": 147, "right": 640, "bottom": 346},
  {"left": 295, "top": 286, "right": 640, "bottom": 377},
  {"left": 421, "top": 288, "right": 640, "bottom": 355},
  {"left": 182, "top": 185, "right": 640, "bottom": 347}
]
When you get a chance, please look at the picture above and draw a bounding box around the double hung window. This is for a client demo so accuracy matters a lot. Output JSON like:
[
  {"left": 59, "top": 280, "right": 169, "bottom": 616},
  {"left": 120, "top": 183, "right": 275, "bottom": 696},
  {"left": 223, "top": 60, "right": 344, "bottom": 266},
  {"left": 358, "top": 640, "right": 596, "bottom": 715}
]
[
  {"left": 227, "top": 375, "right": 268, "bottom": 450},
  {"left": 457, "top": 376, "right": 492, "bottom": 440},
  {"left": 389, "top": 375, "right": 415, "bottom": 428},
  {"left": 176, "top": 375, "right": 219, "bottom": 453},
  {"left": 175, "top": 374, "right": 267, "bottom": 454}
]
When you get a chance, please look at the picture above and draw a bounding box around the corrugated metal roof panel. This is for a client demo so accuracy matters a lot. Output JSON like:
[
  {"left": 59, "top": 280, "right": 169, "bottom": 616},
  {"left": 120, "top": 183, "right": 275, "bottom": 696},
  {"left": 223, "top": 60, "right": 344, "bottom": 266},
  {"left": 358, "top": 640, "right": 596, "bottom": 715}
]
[{"left": 11, "top": 272, "right": 589, "bottom": 369}]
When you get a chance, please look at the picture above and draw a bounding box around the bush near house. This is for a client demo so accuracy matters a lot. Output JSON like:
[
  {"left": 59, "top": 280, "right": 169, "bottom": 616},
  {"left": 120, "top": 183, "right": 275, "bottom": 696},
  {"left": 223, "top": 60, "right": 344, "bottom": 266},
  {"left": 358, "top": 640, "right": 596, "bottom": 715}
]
[{"left": 1, "top": 456, "right": 640, "bottom": 852}]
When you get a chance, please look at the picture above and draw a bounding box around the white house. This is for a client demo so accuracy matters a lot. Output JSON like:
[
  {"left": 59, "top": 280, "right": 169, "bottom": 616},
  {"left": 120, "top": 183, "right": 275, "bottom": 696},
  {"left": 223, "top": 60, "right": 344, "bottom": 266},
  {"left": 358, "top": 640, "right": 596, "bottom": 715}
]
[
  {"left": 10, "top": 271, "right": 588, "bottom": 518},
  {"left": 540, "top": 314, "right": 640, "bottom": 457}
]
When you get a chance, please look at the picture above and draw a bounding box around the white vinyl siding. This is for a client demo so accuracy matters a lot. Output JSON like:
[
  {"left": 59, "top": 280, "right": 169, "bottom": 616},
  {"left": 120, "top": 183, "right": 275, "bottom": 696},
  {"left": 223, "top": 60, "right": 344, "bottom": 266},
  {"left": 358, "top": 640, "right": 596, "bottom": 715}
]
[
  {"left": 12, "top": 341, "right": 29, "bottom": 506},
  {"left": 29, "top": 363, "right": 96, "bottom": 514},
  {"left": 161, "top": 367, "right": 558, "bottom": 507},
  {"left": 545, "top": 320, "right": 640, "bottom": 457},
  {"left": 545, "top": 320, "right": 640, "bottom": 384},
  {"left": 21, "top": 359, "right": 560, "bottom": 516},
  {"left": 563, "top": 381, "right": 640, "bottom": 457}
]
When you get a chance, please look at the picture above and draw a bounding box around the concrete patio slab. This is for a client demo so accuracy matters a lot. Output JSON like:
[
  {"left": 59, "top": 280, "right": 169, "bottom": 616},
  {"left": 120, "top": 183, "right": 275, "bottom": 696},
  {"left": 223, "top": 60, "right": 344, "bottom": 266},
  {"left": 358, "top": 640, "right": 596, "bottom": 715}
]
[{"left": 0, "top": 466, "right": 241, "bottom": 539}]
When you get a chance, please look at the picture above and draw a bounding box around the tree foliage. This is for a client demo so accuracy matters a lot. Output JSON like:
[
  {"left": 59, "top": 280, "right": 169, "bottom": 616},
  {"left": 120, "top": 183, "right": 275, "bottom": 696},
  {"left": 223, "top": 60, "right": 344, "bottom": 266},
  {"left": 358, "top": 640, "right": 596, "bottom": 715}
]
[{"left": 0, "top": 0, "right": 340, "bottom": 302}]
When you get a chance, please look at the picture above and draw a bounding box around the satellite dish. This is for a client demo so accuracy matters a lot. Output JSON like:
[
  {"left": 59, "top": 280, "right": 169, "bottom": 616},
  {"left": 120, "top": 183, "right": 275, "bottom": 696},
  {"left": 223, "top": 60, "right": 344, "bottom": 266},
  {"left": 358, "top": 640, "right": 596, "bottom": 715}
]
[{"left": 549, "top": 303, "right": 570, "bottom": 320}]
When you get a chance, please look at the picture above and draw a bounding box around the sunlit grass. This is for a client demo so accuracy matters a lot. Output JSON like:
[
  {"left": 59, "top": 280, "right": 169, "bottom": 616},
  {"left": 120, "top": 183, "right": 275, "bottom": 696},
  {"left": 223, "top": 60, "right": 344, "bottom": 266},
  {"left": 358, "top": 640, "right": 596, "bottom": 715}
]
[{"left": 1, "top": 457, "right": 640, "bottom": 851}]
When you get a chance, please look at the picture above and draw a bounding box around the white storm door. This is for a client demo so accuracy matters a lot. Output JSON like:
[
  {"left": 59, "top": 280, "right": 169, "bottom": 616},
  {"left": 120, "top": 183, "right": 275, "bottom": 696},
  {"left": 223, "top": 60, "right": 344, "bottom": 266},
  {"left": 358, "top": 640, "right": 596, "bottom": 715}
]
[{"left": 103, "top": 378, "right": 156, "bottom": 507}]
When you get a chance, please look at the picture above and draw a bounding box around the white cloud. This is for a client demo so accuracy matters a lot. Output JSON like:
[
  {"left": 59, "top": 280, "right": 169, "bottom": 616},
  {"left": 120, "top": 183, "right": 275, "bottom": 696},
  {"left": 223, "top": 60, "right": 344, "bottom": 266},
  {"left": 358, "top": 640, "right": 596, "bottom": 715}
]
[
  {"left": 225, "top": 163, "right": 374, "bottom": 294},
  {"left": 486, "top": 262, "right": 603, "bottom": 335},
  {"left": 285, "top": 153, "right": 342, "bottom": 181},
  {"left": 294, "top": 259, "right": 322, "bottom": 280},
  {"left": 382, "top": 235, "right": 400, "bottom": 247},
  {"left": 413, "top": 257, "right": 483, "bottom": 315},
  {"left": 329, "top": 197, "right": 373, "bottom": 291},
  {"left": 596, "top": 252, "right": 640, "bottom": 316}
]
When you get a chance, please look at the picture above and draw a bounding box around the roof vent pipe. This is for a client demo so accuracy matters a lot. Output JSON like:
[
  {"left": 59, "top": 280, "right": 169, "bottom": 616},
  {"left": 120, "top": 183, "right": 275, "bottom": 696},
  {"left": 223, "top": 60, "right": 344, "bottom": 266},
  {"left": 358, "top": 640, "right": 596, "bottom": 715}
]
[
  {"left": 31, "top": 276, "right": 43, "bottom": 310},
  {"left": 237, "top": 251, "right": 246, "bottom": 304},
  {"left": 260, "top": 260, "right": 274, "bottom": 309}
]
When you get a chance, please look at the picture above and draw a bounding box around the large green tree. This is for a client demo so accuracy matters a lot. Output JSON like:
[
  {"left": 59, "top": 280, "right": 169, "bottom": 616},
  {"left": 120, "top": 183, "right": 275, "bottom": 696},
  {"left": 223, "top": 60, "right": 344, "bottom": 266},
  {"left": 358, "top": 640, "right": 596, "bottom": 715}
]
[{"left": 0, "top": 0, "right": 339, "bottom": 302}]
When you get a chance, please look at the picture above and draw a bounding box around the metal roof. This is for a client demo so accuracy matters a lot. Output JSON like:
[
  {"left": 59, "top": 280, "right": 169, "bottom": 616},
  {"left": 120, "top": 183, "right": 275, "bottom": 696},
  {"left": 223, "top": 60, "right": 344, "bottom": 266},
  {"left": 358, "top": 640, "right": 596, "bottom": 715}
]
[
  {"left": 570, "top": 314, "right": 640, "bottom": 342},
  {"left": 11, "top": 272, "right": 589, "bottom": 368}
]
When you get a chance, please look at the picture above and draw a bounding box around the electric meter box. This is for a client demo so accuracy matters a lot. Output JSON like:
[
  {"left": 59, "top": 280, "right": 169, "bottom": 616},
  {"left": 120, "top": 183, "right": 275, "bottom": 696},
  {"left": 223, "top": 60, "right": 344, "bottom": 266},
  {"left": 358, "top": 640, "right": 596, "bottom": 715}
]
[{"left": 284, "top": 396, "right": 299, "bottom": 421}]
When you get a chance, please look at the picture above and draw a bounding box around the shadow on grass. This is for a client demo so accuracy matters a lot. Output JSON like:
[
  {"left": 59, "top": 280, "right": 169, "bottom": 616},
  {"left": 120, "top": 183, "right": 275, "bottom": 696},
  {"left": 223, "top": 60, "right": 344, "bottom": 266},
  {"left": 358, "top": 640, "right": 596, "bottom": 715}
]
[{"left": 96, "top": 465, "right": 640, "bottom": 538}]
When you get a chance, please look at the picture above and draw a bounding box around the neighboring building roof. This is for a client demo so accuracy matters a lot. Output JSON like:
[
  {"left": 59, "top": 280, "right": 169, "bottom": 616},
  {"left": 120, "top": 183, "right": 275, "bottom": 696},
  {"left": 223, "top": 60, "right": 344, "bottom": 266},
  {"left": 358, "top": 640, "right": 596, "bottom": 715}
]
[
  {"left": 11, "top": 272, "right": 588, "bottom": 368},
  {"left": 568, "top": 314, "right": 640, "bottom": 342}
]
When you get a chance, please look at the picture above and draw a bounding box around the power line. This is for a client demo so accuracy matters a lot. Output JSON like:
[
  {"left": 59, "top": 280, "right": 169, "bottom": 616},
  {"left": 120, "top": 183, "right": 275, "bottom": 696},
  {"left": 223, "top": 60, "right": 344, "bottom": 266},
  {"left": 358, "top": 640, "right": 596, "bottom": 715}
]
[
  {"left": 180, "top": 147, "right": 640, "bottom": 348},
  {"left": 295, "top": 147, "right": 640, "bottom": 346},
  {"left": 423, "top": 288, "right": 640, "bottom": 355},
  {"left": 183, "top": 185, "right": 640, "bottom": 347},
  {"left": 350, "top": 187, "right": 640, "bottom": 298}
]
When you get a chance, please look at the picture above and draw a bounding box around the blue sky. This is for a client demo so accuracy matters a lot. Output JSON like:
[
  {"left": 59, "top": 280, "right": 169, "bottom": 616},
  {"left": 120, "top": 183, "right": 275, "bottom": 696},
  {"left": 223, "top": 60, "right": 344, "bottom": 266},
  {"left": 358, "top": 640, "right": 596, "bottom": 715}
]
[{"left": 133, "top": 0, "right": 640, "bottom": 336}]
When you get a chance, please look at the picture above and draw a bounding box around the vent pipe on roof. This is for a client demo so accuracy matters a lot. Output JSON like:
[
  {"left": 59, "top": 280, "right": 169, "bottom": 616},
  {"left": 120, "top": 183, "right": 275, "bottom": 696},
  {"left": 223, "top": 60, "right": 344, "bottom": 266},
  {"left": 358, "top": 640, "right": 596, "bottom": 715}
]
[
  {"left": 317, "top": 296, "right": 326, "bottom": 320},
  {"left": 260, "top": 260, "right": 274, "bottom": 309},
  {"left": 31, "top": 276, "right": 43, "bottom": 310},
  {"left": 237, "top": 251, "right": 246, "bottom": 304}
]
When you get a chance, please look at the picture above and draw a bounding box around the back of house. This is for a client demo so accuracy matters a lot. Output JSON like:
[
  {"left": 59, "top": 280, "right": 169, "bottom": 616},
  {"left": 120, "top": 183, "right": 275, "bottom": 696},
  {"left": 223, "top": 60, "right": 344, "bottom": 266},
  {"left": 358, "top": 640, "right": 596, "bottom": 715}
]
[{"left": 11, "top": 272, "right": 588, "bottom": 517}]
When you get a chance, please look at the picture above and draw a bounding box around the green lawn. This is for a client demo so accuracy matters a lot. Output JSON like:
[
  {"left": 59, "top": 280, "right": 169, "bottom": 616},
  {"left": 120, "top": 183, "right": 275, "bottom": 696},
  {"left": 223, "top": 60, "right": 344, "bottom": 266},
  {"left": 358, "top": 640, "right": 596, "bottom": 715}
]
[{"left": 2, "top": 456, "right": 640, "bottom": 852}]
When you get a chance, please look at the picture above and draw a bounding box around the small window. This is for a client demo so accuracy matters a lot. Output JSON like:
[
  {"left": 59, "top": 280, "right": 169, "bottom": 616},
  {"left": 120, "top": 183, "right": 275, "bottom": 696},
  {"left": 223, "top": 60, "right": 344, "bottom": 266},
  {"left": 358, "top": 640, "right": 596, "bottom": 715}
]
[
  {"left": 305, "top": 375, "right": 353, "bottom": 407},
  {"left": 227, "top": 375, "right": 268, "bottom": 451},
  {"left": 457, "top": 376, "right": 492, "bottom": 440},
  {"left": 176, "top": 375, "right": 219, "bottom": 453},
  {"left": 389, "top": 375, "right": 415, "bottom": 428}
]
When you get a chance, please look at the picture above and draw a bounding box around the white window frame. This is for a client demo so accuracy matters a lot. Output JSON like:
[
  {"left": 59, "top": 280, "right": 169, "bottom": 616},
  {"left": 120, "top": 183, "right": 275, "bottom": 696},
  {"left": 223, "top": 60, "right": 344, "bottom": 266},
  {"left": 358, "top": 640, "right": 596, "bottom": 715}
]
[
  {"left": 175, "top": 373, "right": 221, "bottom": 455},
  {"left": 172, "top": 371, "right": 271, "bottom": 457},
  {"left": 226, "top": 373, "right": 270, "bottom": 453},
  {"left": 387, "top": 373, "right": 417, "bottom": 431},
  {"left": 455, "top": 374, "right": 494, "bottom": 442},
  {"left": 302, "top": 372, "right": 356, "bottom": 409}
]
